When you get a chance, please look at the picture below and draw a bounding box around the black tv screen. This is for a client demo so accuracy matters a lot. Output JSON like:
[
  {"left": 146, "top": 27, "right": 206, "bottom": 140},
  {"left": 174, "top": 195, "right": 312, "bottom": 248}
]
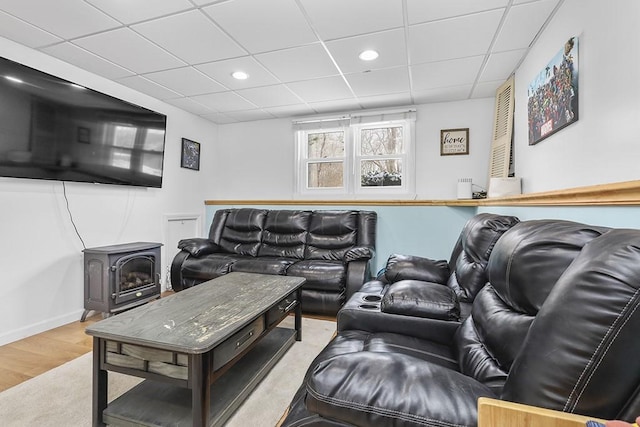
[{"left": 0, "top": 56, "right": 167, "bottom": 188}]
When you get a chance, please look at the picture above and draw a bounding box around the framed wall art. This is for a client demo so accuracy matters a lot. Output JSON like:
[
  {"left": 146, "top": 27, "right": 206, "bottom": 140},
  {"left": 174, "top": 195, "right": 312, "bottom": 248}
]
[
  {"left": 528, "top": 36, "right": 579, "bottom": 145},
  {"left": 440, "top": 128, "right": 469, "bottom": 156},
  {"left": 181, "top": 138, "right": 200, "bottom": 171}
]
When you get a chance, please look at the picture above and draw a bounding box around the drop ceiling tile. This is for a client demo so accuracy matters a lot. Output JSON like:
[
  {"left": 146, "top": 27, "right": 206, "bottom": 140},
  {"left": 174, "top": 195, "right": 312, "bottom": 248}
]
[
  {"left": 117, "top": 75, "right": 182, "bottom": 100},
  {"left": 346, "top": 67, "right": 410, "bottom": 97},
  {"left": 73, "top": 28, "right": 186, "bottom": 74},
  {"left": 203, "top": 0, "right": 317, "bottom": 53},
  {"left": 190, "top": 91, "right": 258, "bottom": 112},
  {"left": 200, "top": 111, "right": 237, "bottom": 124},
  {"left": 224, "top": 109, "right": 275, "bottom": 122},
  {"left": 86, "top": 0, "right": 193, "bottom": 25},
  {"left": 479, "top": 49, "right": 526, "bottom": 82},
  {"left": 326, "top": 29, "right": 407, "bottom": 74},
  {"left": 164, "top": 97, "right": 217, "bottom": 116},
  {"left": 408, "top": 9, "right": 503, "bottom": 64},
  {"left": 0, "top": 11, "right": 62, "bottom": 48},
  {"left": 412, "top": 85, "right": 473, "bottom": 104},
  {"left": 493, "top": 0, "right": 559, "bottom": 52},
  {"left": 142, "top": 67, "right": 226, "bottom": 96},
  {"left": 471, "top": 80, "right": 503, "bottom": 98},
  {"left": 411, "top": 56, "right": 485, "bottom": 91},
  {"left": 235, "top": 85, "right": 301, "bottom": 108},
  {"left": 308, "top": 99, "right": 363, "bottom": 114},
  {"left": 196, "top": 57, "right": 279, "bottom": 90},
  {"left": 0, "top": 0, "right": 120, "bottom": 40},
  {"left": 41, "top": 42, "right": 135, "bottom": 79},
  {"left": 406, "top": 0, "right": 508, "bottom": 25},
  {"left": 132, "top": 10, "right": 245, "bottom": 64},
  {"left": 299, "top": 0, "right": 404, "bottom": 40},
  {"left": 358, "top": 92, "right": 413, "bottom": 110},
  {"left": 287, "top": 76, "right": 354, "bottom": 103},
  {"left": 263, "top": 104, "right": 316, "bottom": 118},
  {"left": 255, "top": 44, "right": 339, "bottom": 83}
]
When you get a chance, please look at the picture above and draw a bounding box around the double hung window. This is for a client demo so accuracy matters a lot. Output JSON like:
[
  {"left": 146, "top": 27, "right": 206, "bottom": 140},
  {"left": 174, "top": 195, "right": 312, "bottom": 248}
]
[{"left": 295, "top": 110, "right": 415, "bottom": 196}]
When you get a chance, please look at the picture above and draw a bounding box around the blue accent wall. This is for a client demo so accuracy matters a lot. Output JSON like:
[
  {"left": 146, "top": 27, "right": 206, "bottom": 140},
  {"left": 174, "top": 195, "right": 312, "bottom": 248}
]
[{"left": 205, "top": 204, "right": 640, "bottom": 274}]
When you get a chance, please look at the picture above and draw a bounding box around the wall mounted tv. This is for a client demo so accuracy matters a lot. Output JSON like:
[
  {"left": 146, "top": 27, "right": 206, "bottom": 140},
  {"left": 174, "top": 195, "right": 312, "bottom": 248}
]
[{"left": 0, "top": 56, "right": 167, "bottom": 188}]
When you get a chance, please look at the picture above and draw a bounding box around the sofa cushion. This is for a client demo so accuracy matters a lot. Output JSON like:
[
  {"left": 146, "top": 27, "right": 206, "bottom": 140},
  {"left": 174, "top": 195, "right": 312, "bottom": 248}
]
[
  {"left": 381, "top": 280, "right": 460, "bottom": 321},
  {"left": 218, "top": 208, "right": 267, "bottom": 256},
  {"left": 305, "top": 211, "right": 358, "bottom": 260},
  {"left": 364, "top": 332, "right": 458, "bottom": 371},
  {"left": 447, "top": 213, "right": 520, "bottom": 303},
  {"left": 258, "top": 210, "right": 311, "bottom": 259},
  {"left": 230, "top": 256, "right": 298, "bottom": 275},
  {"left": 306, "top": 351, "right": 494, "bottom": 427},
  {"left": 488, "top": 219, "right": 609, "bottom": 314},
  {"left": 454, "top": 285, "right": 535, "bottom": 394},
  {"left": 287, "top": 260, "right": 346, "bottom": 291},
  {"left": 383, "top": 254, "right": 450, "bottom": 284}
]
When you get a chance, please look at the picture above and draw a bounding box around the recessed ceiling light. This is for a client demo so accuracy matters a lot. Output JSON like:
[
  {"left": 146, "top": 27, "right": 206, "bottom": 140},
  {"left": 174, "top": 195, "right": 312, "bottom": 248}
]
[
  {"left": 359, "top": 50, "right": 379, "bottom": 61},
  {"left": 231, "top": 71, "right": 249, "bottom": 80},
  {"left": 4, "top": 75, "right": 23, "bottom": 84}
]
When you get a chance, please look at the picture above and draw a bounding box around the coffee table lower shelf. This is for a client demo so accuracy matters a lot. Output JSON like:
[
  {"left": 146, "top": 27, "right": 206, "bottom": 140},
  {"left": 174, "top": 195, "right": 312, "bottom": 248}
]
[{"left": 103, "top": 327, "right": 296, "bottom": 427}]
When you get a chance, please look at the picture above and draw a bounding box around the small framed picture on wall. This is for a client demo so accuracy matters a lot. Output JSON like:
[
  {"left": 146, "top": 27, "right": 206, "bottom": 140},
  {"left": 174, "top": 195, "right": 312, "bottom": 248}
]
[
  {"left": 181, "top": 138, "right": 200, "bottom": 171},
  {"left": 440, "top": 128, "right": 469, "bottom": 156}
]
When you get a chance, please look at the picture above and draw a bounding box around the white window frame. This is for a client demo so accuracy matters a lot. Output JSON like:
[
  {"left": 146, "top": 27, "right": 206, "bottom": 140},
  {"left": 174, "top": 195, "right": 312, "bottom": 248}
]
[{"left": 294, "top": 110, "right": 415, "bottom": 197}]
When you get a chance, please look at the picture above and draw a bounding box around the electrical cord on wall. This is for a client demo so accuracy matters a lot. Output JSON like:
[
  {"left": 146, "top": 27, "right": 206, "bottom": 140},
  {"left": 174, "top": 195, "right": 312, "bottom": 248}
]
[{"left": 62, "top": 181, "right": 87, "bottom": 250}]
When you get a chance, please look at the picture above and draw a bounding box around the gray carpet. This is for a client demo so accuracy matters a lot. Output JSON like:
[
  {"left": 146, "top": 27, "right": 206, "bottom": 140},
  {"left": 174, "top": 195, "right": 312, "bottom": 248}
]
[{"left": 0, "top": 317, "right": 335, "bottom": 426}]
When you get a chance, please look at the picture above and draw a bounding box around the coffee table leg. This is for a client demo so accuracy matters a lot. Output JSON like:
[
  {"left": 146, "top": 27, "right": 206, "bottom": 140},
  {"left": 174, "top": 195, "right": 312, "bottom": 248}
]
[
  {"left": 191, "top": 352, "right": 211, "bottom": 427},
  {"left": 295, "top": 288, "right": 302, "bottom": 341},
  {"left": 92, "top": 338, "right": 107, "bottom": 427}
]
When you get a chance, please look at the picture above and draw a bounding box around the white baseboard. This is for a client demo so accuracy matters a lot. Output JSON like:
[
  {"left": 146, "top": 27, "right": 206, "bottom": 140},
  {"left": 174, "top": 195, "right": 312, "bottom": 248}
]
[{"left": 0, "top": 309, "right": 85, "bottom": 346}]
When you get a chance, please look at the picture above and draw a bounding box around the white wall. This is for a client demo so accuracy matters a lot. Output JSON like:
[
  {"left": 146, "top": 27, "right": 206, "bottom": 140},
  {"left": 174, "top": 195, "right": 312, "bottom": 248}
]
[
  {"left": 513, "top": 0, "right": 640, "bottom": 193},
  {"left": 214, "top": 98, "right": 495, "bottom": 200},
  {"left": 0, "top": 37, "right": 218, "bottom": 345}
]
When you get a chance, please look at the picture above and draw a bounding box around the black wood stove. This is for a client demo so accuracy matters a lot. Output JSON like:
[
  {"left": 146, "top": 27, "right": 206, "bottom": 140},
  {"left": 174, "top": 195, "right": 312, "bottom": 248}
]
[{"left": 81, "top": 242, "right": 162, "bottom": 321}]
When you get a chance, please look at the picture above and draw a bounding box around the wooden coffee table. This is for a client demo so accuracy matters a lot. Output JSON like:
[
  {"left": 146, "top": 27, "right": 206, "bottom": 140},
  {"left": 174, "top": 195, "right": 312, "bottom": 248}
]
[{"left": 86, "top": 272, "right": 305, "bottom": 427}]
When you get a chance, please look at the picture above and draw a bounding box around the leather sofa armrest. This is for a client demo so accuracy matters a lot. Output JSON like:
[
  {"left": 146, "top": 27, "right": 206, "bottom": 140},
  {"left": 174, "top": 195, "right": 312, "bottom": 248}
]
[
  {"left": 343, "top": 246, "right": 374, "bottom": 262},
  {"left": 381, "top": 280, "right": 460, "bottom": 321},
  {"left": 338, "top": 291, "right": 460, "bottom": 345},
  {"left": 345, "top": 260, "right": 371, "bottom": 301},
  {"left": 383, "top": 253, "right": 450, "bottom": 285},
  {"left": 177, "top": 238, "right": 220, "bottom": 257}
]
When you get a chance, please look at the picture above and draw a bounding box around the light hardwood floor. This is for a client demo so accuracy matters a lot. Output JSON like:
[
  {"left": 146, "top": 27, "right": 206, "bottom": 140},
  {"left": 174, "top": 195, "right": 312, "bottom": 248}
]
[
  {"left": 0, "top": 313, "right": 101, "bottom": 392},
  {"left": 0, "top": 291, "right": 176, "bottom": 392}
]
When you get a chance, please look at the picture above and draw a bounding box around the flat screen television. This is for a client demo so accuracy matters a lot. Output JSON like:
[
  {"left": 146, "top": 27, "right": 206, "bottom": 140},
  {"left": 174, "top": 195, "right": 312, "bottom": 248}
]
[{"left": 0, "top": 56, "right": 167, "bottom": 188}]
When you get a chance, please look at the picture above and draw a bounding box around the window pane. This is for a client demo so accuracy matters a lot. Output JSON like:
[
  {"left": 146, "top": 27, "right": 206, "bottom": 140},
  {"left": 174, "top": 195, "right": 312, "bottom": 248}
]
[
  {"left": 361, "top": 159, "right": 402, "bottom": 187},
  {"left": 307, "top": 131, "right": 344, "bottom": 158},
  {"left": 308, "top": 162, "right": 343, "bottom": 188},
  {"left": 360, "top": 126, "right": 403, "bottom": 155},
  {"left": 144, "top": 128, "right": 165, "bottom": 152},
  {"left": 112, "top": 125, "right": 137, "bottom": 148}
]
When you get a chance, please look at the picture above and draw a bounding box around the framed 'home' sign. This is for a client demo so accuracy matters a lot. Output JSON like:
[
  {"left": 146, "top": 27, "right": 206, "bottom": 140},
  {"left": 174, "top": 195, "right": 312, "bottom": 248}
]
[{"left": 440, "top": 128, "right": 469, "bottom": 156}]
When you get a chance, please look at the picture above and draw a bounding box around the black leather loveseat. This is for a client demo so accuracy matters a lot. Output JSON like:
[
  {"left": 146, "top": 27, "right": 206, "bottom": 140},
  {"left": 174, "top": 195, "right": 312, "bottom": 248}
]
[
  {"left": 282, "top": 218, "right": 640, "bottom": 425},
  {"left": 170, "top": 208, "right": 376, "bottom": 316}
]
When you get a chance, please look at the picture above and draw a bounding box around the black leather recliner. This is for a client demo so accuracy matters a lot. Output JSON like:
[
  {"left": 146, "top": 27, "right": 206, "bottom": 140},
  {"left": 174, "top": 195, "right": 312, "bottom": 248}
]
[
  {"left": 337, "top": 213, "right": 520, "bottom": 341},
  {"left": 282, "top": 219, "right": 640, "bottom": 425}
]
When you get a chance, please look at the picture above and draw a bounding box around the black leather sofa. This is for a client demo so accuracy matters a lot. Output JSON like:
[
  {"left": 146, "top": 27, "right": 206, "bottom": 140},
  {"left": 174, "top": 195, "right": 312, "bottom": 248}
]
[
  {"left": 282, "top": 219, "right": 640, "bottom": 425},
  {"left": 170, "top": 208, "right": 377, "bottom": 316}
]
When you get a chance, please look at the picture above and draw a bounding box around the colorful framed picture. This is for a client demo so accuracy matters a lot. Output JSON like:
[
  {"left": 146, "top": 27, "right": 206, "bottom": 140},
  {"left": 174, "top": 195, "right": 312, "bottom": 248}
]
[
  {"left": 528, "top": 36, "right": 579, "bottom": 145},
  {"left": 440, "top": 128, "right": 469, "bottom": 156},
  {"left": 181, "top": 138, "right": 200, "bottom": 171}
]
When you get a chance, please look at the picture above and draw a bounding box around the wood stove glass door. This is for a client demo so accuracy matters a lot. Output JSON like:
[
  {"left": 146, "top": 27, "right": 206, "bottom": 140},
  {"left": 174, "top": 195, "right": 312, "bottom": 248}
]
[{"left": 113, "top": 252, "right": 157, "bottom": 305}]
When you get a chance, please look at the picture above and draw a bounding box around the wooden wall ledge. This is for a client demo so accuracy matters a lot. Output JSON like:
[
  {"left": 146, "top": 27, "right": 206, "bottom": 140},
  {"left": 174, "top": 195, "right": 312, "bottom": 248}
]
[{"left": 205, "top": 180, "right": 640, "bottom": 207}]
